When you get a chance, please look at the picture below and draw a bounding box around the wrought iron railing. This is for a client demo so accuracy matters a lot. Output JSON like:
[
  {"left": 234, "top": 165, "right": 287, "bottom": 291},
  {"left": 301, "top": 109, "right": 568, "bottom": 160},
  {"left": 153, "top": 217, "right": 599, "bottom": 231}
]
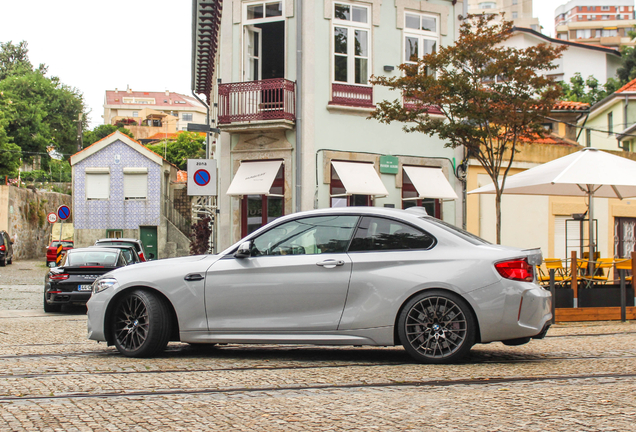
[
  {"left": 329, "top": 83, "right": 374, "bottom": 108},
  {"left": 403, "top": 96, "right": 443, "bottom": 115},
  {"left": 164, "top": 197, "right": 191, "bottom": 238},
  {"left": 218, "top": 78, "right": 296, "bottom": 124}
]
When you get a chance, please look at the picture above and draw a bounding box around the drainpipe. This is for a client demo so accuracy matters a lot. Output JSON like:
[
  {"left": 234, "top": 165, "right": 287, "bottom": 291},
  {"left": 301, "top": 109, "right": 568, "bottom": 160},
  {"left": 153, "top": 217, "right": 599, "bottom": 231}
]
[{"left": 295, "top": 0, "right": 303, "bottom": 213}]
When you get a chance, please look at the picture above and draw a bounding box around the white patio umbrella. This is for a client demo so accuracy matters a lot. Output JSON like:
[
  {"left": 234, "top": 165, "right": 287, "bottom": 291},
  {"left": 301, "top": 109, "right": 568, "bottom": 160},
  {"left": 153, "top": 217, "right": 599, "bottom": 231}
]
[{"left": 468, "top": 147, "right": 636, "bottom": 262}]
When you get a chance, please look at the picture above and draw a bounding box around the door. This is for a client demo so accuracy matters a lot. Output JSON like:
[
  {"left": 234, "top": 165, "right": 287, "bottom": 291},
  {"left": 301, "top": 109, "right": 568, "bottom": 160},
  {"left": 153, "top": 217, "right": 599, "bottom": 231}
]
[
  {"left": 244, "top": 26, "right": 262, "bottom": 82},
  {"left": 139, "top": 226, "right": 158, "bottom": 260},
  {"left": 205, "top": 215, "right": 359, "bottom": 331}
]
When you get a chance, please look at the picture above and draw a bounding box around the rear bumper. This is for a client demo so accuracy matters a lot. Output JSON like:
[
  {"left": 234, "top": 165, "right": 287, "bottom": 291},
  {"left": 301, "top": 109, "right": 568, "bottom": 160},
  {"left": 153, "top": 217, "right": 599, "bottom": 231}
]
[
  {"left": 45, "top": 290, "right": 92, "bottom": 305},
  {"left": 468, "top": 281, "right": 552, "bottom": 343}
]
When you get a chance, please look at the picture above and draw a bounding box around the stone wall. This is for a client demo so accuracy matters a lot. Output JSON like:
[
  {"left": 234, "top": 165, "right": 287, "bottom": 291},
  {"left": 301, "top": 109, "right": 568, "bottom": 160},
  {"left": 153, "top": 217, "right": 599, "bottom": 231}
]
[{"left": 0, "top": 185, "right": 72, "bottom": 260}]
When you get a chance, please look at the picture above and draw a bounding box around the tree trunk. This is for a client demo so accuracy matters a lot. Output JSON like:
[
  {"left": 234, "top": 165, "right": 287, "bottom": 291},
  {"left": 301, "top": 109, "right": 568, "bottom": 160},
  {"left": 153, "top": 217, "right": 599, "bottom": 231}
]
[{"left": 495, "top": 190, "right": 502, "bottom": 245}]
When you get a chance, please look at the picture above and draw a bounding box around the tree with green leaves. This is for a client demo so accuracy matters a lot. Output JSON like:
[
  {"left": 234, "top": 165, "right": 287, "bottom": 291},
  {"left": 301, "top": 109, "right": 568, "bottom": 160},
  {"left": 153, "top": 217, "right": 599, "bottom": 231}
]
[
  {"left": 0, "top": 40, "right": 86, "bottom": 164},
  {"left": 559, "top": 73, "right": 621, "bottom": 104},
  {"left": 145, "top": 132, "right": 205, "bottom": 169},
  {"left": 83, "top": 124, "right": 134, "bottom": 146},
  {"left": 0, "top": 109, "right": 21, "bottom": 176},
  {"left": 370, "top": 14, "right": 565, "bottom": 244}
]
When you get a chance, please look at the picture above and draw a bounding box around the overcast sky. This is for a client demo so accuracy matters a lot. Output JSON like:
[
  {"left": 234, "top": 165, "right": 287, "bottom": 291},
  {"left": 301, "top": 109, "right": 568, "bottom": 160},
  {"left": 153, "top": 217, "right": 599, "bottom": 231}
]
[{"left": 0, "top": 0, "right": 562, "bottom": 130}]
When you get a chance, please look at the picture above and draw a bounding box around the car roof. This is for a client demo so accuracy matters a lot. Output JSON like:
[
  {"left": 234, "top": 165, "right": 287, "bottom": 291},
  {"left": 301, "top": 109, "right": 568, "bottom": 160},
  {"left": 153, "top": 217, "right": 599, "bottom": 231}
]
[
  {"left": 70, "top": 247, "right": 121, "bottom": 254},
  {"left": 95, "top": 238, "right": 142, "bottom": 243}
]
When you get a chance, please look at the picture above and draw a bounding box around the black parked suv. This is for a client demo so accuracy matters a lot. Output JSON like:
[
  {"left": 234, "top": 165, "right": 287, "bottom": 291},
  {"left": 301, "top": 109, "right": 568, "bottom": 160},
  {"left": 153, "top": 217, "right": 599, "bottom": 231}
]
[{"left": 0, "top": 230, "right": 14, "bottom": 266}]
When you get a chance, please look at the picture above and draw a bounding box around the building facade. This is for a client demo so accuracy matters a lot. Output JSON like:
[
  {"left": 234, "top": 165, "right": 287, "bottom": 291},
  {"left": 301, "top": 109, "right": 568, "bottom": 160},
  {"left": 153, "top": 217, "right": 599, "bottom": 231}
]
[
  {"left": 103, "top": 88, "right": 208, "bottom": 140},
  {"left": 70, "top": 132, "right": 190, "bottom": 258},
  {"left": 554, "top": 0, "right": 636, "bottom": 48},
  {"left": 503, "top": 27, "right": 621, "bottom": 84},
  {"left": 578, "top": 77, "right": 636, "bottom": 151},
  {"left": 467, "top": 0, "right": 540, "bottom": 30},
  {"left": 193, "top": 0, "right": 465, "bottom": 250}
]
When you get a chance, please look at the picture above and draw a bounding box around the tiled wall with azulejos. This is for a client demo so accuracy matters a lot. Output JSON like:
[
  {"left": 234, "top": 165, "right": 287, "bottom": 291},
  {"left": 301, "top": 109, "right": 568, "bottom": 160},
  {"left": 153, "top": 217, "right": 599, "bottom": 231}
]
[{"left": 73, "top": 140, "right": 162, "bottom": 230}]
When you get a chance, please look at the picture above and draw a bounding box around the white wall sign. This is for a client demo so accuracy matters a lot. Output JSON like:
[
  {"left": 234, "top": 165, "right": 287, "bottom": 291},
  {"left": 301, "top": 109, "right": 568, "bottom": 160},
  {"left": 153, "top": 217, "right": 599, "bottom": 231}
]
[{"left": 187, "top": 159, "right": 217, "bottom": 196}]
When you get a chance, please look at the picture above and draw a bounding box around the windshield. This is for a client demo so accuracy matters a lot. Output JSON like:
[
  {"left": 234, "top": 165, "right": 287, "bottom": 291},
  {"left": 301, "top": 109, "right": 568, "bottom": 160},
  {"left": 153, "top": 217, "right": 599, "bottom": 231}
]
[
  {"left": 422, "top": 217, "right": 491, "bottom": 246},
  {"left": 65, "top": 250, "right": 119, "bottom": 266}
]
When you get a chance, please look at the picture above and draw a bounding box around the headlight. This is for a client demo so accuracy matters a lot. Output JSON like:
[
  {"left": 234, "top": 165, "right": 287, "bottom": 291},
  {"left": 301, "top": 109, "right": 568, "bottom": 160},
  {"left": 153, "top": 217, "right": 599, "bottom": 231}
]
[{"left": 93, "top": 277, "right": 118, "bottom": 294}]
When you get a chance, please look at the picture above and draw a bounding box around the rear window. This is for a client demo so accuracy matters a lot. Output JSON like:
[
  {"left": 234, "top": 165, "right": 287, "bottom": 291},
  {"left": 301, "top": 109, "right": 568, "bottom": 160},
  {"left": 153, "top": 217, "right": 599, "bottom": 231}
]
[
  {"left": 51, "top": 241, "right": 74, "bottom": 248},
  {"left": 96, "top": 241, "right": 140, "bottom": 252},
  {"left": 65, "top": 250, "right": 120, "bottom": 266},
  {"left": 422, "top": 217, "right": 490, "bottom": 245}
]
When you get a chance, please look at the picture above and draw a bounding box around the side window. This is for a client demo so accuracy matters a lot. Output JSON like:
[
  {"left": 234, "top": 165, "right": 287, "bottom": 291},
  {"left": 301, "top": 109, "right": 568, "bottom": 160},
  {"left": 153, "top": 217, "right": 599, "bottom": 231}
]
[
  {"left": 348, "top": 216, "right": 436, "bottom": 252},
  {"left": 251, "top": 215, "right": 359, "bottom": 256}
]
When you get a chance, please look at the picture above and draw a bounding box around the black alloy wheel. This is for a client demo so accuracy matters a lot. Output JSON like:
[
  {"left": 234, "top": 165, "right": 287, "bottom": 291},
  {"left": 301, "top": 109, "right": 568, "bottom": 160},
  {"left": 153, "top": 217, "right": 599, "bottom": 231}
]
[
  {"left": 112, "top": 289, "right": 171, "bottom": 358},
  {"left": 398, "top": 290, "right": 475, "bottom": 364}
]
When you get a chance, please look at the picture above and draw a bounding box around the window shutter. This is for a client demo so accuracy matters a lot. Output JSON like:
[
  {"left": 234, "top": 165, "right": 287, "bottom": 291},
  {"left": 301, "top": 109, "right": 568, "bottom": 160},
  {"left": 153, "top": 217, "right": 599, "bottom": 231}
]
[
  {"left": 86, "top": 170, "right": 110, "bottom": 200},
  {"left": 124, "top": 169, "right": 148, "bottom": 200}
]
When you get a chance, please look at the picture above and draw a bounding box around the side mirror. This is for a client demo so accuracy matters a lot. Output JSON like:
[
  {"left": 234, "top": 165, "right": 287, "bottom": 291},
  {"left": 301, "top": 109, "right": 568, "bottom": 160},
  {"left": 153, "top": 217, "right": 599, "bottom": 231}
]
[{"left": 234, "top": 241, "right": 252, "bottom": 259}]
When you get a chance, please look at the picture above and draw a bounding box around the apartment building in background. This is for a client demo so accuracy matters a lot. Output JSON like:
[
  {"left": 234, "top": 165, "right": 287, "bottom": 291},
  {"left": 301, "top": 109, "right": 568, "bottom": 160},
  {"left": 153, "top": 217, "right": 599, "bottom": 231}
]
[
  {"left": 103, "top": 88, "right": 207, "bottom": 140},
  {"left": 555, "top": 0, "right": 636, "bottom": 48},
  {"left": 468, "top": 0, "right": 540, "bottom": 30}
]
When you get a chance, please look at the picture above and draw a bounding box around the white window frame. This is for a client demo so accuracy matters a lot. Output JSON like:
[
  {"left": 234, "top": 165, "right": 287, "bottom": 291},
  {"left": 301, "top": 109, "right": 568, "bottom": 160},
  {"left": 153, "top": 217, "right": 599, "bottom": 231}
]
[
  {"left": 332, "top": 2, "right": 371, "bottom": 86},
  {"left": 123, "top": 167, "right": 148, "bottom": 201},
  {"left": 85, "top": 168, "right": 110, "bottom": 200},
  {"left": 182, "top": 112, "right": 193, "bottom": 121},
  {"left": 241, "top": 1, "right": 285, "bottom": 83},
  {"left": 403, "top": 12, "right": 439, "bottom": 77}
]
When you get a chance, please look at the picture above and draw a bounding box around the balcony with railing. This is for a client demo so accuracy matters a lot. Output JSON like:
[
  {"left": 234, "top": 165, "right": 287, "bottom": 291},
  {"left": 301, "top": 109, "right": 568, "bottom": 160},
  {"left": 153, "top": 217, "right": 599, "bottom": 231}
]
[
  {"left": 403, "top": 96, "right": 443, "bottom": 116},
  {"left": 329, "top": 83, "right": 374, "bottom": 108},
  {"left": 218, "top": 78, "right": 296, "bottom": 131}
]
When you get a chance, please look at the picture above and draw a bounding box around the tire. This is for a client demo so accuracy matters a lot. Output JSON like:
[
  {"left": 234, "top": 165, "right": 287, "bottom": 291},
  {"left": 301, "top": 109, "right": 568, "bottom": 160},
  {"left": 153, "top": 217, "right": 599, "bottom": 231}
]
[
  {"left": 111, "top": 289, "right": 171, "bottom": 358},
  {"left": 0, "top": 257, "right": 5, "bottom": 267},
  {"left": 43, "top": 292, "right": 62, "bottom": 313},
  {"left": 7, "top": 256, "right": 12, "bottom": 265},
  {"left": 398, "top": 290, "right": 476, "bottom": 364}
]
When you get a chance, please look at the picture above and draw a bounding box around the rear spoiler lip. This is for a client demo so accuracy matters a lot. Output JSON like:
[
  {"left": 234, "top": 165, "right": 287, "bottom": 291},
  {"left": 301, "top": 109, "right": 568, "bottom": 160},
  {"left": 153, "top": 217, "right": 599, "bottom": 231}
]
[{"left": 522, "top": 248, "right": 543, "bottom": 266}]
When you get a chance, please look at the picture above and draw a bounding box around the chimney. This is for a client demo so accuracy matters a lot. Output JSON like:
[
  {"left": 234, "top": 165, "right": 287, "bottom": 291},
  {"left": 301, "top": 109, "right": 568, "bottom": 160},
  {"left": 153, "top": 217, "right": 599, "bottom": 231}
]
[
  {"left": 127, "top": 84, "right": 132, "bottom": 94},
  {"left": 165, "top": 90, "right": 169, "bottom": 96},
  {"left": 114, "top": 88, "right": 118, "bottom": 93}
]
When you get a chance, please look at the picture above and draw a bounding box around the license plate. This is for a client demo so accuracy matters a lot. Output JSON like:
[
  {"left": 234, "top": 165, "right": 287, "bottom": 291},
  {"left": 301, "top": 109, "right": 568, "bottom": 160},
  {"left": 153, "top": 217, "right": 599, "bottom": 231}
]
[{"left": 78, "top": 285, "right": 92, "bottom": 291}]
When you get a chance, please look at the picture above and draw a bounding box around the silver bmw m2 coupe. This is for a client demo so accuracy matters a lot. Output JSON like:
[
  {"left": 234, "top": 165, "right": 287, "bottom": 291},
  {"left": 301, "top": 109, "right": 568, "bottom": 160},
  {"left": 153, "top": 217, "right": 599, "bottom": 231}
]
[{"left": 87, "top": 207, "right": 551, "bottom": 364}]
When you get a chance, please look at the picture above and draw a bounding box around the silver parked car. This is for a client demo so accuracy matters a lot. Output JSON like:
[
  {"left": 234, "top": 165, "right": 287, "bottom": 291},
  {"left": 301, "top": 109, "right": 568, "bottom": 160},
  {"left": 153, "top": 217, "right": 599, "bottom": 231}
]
[{"left": 87, "top": 207, "right": 551, "bottom": 363}]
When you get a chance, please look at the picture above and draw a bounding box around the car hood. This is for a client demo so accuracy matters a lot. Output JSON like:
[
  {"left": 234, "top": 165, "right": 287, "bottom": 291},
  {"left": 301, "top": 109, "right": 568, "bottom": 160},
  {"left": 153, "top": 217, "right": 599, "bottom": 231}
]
[{"left": 104, "top": 254, "right": 218, "bottom": 282}]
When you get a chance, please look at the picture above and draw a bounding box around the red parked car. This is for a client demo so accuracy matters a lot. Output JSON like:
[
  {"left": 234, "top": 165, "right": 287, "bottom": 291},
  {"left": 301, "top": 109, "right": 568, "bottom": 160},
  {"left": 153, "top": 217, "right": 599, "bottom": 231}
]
[{"left": 46, "top": 240, "right": 74, "bottom": 267}]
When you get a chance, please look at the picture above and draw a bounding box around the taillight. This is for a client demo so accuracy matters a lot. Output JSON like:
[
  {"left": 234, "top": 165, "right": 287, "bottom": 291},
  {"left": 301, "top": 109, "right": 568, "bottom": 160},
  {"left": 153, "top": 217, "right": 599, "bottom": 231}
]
[
  {"left": 49, "top": 273, "right": 69, "bottom": 281},
  {"left": 495, "top": 259, "right": 533, "bottom": 282},
  {"left": 0, "top": 245, "right": 5, "bottom": 251},
  {"left": 138, "top": 252, "right": 146, "bottom": 261}
]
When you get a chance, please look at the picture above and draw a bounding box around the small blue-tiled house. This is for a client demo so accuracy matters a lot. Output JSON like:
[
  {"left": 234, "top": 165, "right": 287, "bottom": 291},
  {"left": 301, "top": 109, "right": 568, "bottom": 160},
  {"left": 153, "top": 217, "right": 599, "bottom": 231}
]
[{"left": 70, "top": 131, "right": 190, "bottom": 259}]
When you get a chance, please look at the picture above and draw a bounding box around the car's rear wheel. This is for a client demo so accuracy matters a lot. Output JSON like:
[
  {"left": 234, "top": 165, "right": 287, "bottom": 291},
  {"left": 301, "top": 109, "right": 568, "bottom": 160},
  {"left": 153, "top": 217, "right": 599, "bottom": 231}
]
[
  {"left": 43, "top": 292, "right": 62, "bottom": 313},
  {"left": 112, "top": 289, "right": 171, "bottom": 358},
  {"left": 398, "top": 290, "right": 475, "bottom": 364},
  {"left": 0, "top": 257, "right": 5, "bottom": 267}
]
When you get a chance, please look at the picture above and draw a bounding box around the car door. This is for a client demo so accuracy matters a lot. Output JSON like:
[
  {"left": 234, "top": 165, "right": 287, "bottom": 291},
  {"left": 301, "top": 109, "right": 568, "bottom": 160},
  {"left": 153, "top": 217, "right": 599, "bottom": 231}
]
[
  {"left": 339, "top": 216, "right": 438, "bottom": 330},
  {"left": 205, "top": 215, "right": 359, "bottom": 331}
]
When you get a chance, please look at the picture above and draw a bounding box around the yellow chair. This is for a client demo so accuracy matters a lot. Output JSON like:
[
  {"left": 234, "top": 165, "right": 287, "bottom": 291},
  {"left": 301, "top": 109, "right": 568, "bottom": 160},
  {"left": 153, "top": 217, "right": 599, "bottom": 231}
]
[
  {"left": 538, "top": 259, "right": 570, "bottom": 286},
  {"left": 615, "top": 259, "right": 633, "bottom": 283},
  {"left": 589, "top": 258, "right": 615, "bottom": 283}
]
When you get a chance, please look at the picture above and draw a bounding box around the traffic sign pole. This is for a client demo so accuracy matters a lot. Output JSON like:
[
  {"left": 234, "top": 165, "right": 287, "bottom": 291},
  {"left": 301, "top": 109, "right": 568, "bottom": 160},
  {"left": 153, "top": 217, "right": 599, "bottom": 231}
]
[{"left": 55, "top": 206, "right": 71, "bottom": 266}]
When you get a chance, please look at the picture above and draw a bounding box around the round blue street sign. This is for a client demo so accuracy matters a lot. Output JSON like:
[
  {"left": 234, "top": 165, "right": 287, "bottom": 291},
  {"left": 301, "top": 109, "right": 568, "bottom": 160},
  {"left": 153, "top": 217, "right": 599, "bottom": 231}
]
[
  {"left": 57, "top": 205, "right": 71, "bottom": 220},
  {"left": 193, "top": 169, "right": 211, "bottom": 187}
]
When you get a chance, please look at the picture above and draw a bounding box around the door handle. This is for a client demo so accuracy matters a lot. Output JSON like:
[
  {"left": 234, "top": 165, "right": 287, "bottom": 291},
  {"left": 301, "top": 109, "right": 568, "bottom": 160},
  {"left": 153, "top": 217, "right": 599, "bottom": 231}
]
[
  {"left": 184, "top": 273, "right": 204, "bottom": 281},
  {"left": 316, "top": 259, "right": 345, "bottom": 269}
]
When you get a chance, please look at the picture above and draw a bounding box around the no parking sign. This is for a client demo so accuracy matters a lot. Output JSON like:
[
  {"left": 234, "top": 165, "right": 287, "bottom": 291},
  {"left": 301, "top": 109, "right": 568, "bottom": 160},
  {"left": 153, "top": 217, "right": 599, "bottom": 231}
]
[{"left": 187, "top": 159, "right": 217, "bottom": 196}]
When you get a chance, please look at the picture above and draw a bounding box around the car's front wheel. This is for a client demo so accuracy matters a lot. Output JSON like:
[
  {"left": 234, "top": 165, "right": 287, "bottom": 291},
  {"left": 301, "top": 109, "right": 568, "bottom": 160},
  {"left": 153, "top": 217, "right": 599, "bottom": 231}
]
[
  {"left": 111, "top": 289, "right": 171, "bottom": 358},
  {"left": 398, "top": 290, "right": 475, "bottom": 364}
]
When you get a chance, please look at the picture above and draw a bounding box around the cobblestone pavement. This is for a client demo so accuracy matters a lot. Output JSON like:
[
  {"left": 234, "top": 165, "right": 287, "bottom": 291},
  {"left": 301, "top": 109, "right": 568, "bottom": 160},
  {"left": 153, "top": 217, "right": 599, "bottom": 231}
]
[{"left": 1, "top": 260, "right": 635, "bottom": 431}]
